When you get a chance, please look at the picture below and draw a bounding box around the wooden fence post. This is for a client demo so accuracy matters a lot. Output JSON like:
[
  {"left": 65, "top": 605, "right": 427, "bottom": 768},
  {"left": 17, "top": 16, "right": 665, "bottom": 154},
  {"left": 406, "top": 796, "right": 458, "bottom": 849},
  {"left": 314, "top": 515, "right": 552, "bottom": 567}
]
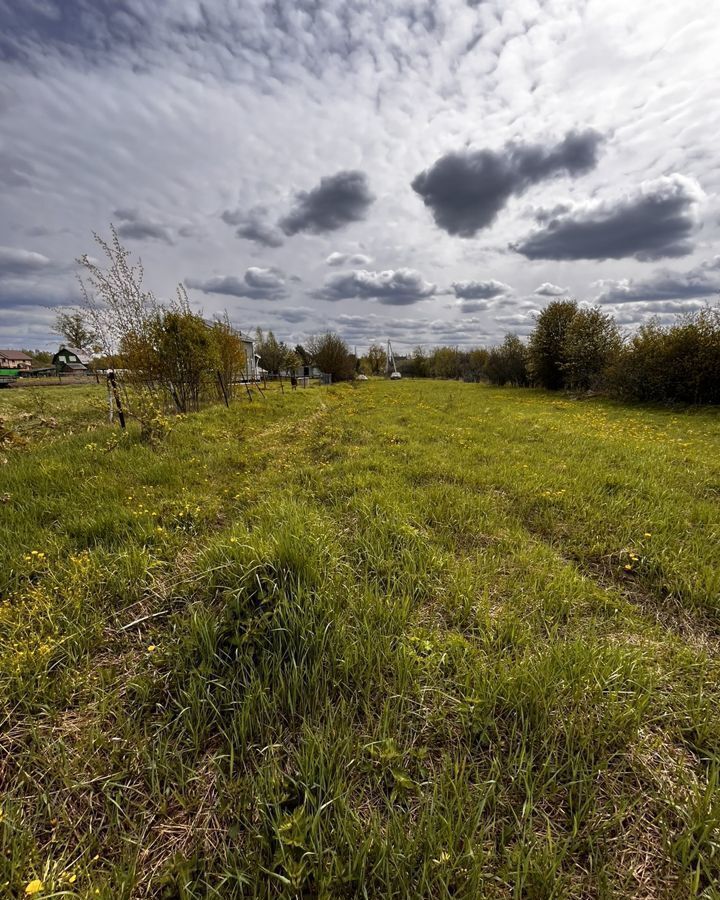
[
  {"left": 217, "top": 371, "right": 230, "bottom": 407},
  {"left": 107, "top": 370, "right": 126, "bottom": 429}
]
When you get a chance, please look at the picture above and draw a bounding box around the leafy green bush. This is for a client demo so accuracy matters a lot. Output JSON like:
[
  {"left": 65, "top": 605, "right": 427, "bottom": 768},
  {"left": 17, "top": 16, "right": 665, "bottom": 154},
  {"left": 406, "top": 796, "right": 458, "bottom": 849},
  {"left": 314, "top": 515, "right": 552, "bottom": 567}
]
[
  {"left": 485, "top": 334, "right": 529, "bottom": 386},
  {"left": 561, "top": 306, "right": 622, "bottom": 391},
  {"left": 607, "top": 306, "right": 720, "bottom": 404},
  {"left": 527, "top": 299, "right": 578, "bottom": 389}
]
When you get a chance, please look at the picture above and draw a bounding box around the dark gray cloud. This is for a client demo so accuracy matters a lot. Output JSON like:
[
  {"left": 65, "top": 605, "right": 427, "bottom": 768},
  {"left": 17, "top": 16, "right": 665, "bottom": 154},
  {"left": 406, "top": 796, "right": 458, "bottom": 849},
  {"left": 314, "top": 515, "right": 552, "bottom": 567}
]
[
  {"left": 0, "top": 246, "right": 52, "bottom": 275},
  {"left": 318, "top": 268, "right": 436, "bottom": 305},
  {"left": 114, "top": 208, "right": 173, "bottom": 244},
  {"left": 279, "top": 170, "right": 375, "bottom": 236},
  {"left": 221, "top": 206, "right": 284, "bottom": 248},
  {"left": 452, "top": 278, "right": 511, "bottom": 299},
  {"left": 186, "top": 267, "right": 288, "bottom": 300},
  {"left": 0, "top": 280, "right": 77, "bottom": 310},
  {"left": 411, "top": 129, "right": 602, "bottom": 236},
  {"left": 594, "top": 256, "right": 720, "bottom": 304},
  {"left": 513, "top": 174, "right": 704, "bottom": 261},
  {"left": 533, "top": 282, "right": 568, "bottom": 296},
  {"left": 274, "top": 307, "right": 315, "bottom": 323},
  {"left": 326, "top": 251, "right": 372, "bottom": 266}
]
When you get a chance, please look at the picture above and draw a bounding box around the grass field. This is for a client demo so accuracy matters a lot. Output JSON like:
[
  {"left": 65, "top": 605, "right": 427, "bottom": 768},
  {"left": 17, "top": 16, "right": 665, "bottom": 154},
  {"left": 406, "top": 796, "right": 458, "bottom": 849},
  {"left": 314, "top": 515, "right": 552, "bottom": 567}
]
[{"left": 1, "top": 379, "right": 719, "bottom": 898}]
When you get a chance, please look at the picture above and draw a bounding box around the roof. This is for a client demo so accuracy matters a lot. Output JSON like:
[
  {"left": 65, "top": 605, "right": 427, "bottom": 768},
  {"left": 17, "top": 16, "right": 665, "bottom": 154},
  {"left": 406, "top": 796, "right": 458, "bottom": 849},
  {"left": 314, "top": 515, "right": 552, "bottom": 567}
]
[
  {"left": 56, "top": 346, "right": 93, "bottom": 364},
  {"left": 0, "top": 349, "right": 32, "bottom": 360}
]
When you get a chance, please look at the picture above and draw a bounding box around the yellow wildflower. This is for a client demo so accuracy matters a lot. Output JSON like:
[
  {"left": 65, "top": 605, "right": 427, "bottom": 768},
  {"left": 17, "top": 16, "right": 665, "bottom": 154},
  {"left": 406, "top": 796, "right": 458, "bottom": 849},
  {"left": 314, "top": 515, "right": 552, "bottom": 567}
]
[
  {"left": 147, "top": 645, "right": 156, "bottom": 652},
  {"left": 624, "top": 564, "right": 633, "bottom": 571},
  {"left": 25, "top": 880, "right": 43, "bottom": 895},
  {"left": 644, "top": 532, "right": 652, "bottom": 538}
]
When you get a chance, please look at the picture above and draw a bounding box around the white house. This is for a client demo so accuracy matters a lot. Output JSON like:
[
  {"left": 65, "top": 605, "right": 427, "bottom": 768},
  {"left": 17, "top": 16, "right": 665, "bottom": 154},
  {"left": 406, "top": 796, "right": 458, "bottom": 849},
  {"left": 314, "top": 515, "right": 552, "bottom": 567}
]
[{"left": 238, "top": 332, "right": 259, "bottom": 381}]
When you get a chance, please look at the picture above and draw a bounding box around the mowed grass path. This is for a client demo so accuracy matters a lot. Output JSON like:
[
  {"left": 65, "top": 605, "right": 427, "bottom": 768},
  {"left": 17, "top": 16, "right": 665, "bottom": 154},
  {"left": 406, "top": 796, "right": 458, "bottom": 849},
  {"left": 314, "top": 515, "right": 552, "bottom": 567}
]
[{"left": 1, "top": 380, "right": 719, "bottom": 898}]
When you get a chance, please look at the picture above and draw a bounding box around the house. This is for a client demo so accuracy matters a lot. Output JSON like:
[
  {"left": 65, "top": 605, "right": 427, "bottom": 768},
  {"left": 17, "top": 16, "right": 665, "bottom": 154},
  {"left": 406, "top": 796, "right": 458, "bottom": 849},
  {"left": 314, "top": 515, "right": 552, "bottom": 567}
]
[
  {"left": 51, "top": 346, "right": 90, "bottom": 373},
  {"left": 294, "top": 364, "right": 322, "bottom": 380},
  {"left": 238, "top": 332, "right": 259, "bottom": 381},
  {"left": 0, "top": 349, "right": 33, "bottom": 371}
]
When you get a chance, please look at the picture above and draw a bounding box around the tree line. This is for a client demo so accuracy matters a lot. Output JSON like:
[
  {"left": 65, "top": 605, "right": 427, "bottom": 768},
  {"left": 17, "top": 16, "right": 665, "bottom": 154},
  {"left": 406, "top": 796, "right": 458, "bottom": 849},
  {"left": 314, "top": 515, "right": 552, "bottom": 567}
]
[{"left": 378, "top": 301, "right": 719, "bottom": 405}]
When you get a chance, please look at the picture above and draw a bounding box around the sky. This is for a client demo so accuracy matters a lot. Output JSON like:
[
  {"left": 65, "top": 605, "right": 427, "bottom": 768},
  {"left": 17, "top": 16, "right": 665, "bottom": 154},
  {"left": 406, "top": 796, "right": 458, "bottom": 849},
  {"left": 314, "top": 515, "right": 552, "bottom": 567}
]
[{"left": 1, "top": 0, "right": 719, "bottom": 354}]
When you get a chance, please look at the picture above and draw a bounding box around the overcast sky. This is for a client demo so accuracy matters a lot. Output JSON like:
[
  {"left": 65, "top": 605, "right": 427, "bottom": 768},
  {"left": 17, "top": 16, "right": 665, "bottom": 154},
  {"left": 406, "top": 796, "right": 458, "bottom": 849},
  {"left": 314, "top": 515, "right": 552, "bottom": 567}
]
[{"left": 1, "top": 0, "right": 719, "bottom": 353}]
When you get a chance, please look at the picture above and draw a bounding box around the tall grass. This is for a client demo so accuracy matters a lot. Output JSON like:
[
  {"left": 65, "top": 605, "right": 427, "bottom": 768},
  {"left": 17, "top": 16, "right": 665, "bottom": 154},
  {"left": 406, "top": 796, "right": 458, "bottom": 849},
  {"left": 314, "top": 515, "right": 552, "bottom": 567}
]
[{"left": 0, "top": 380, "right": 719, "bottom": 896}]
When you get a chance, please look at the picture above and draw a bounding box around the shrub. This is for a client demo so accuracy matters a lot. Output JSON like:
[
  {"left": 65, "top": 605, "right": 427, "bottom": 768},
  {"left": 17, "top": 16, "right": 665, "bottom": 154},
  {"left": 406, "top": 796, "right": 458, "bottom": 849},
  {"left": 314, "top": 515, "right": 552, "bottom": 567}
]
[
  {"left": 485, "top": 334, "right": 529, "bottom": 386},
  {"left": 77, "top": 227, "right": 247, "bottom": 423},
  {"left": 608, "top": 306, "right": 720, "bottom": 404},
  {"left": 429, "top": 346, "right": 463, "bottom": 379},
  {"left": 307, "top": 332, "right": 355, "bottom": 381},
  {"left": 560, "top": 307, "right": 622, "bottom": 391},
  {"left": 399, "top": 347, "right": 429, "bottom": 378}
]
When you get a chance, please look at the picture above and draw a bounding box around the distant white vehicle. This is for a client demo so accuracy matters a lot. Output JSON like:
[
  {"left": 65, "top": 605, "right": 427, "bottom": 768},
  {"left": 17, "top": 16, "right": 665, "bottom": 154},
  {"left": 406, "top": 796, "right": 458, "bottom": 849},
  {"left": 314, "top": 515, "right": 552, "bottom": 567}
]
[
  {"left": 390, "top": 371, "right": 402, "bottom": 379},
  {"left": 356, "top": 374, "right": 369, "bottom": 381}
]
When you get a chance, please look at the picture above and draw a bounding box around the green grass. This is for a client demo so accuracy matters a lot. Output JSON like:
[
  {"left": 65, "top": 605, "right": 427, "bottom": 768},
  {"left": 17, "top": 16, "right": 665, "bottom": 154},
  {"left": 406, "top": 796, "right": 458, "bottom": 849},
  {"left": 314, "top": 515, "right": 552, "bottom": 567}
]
[{"left": 1, "top": 379, "right": 719, "bottom": 898}]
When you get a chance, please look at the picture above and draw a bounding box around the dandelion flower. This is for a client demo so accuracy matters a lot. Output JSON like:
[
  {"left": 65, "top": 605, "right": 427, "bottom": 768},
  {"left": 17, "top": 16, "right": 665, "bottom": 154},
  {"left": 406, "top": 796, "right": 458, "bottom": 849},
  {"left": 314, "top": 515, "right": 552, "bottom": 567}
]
[
  {"left": 624, "top": 564, "right": 633, "bottom": 571},
  {"left": 25, "top": 880, "right": 43, "bottom": 895},
  {"left": 644, "top": 532, "right": 652, "bottom": 538},
  {"left": 147, "top": 645, "right": 156, "bottom": 652}
]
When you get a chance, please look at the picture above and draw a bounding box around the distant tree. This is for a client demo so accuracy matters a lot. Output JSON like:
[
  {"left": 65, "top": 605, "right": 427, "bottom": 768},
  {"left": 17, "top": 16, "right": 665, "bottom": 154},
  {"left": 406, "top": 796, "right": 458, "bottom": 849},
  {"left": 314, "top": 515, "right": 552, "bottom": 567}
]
[
  {"left": 486, "top": 334, "right": 529, "bottom": 386},
  {"left": 255, "top": 328, "right": 292, "bottom": 374},
  {"left": 294, "top": 344, "right": 309, "bottom": 365},
  {"left": 366, "top": 343, "right": 387, "bottom": 375},
  {"left": 466, "top": 348, "right": 489, "bottom": 382},
  {"left": 429, "top": 346, "right": 462, "bottom": 379},
  {"left": 528, "top": 300, "right": 578, "bottom": 389},
  {"left": 307, "top": 331, "right": 355, "bottom": 381},
  {"left": 53, "top": 311, "right": 98, "bottom": 352},
  {"left": 399, "top": 346, "right": 429, "bottom": 378},
  {"left": 22, "top": 348, "right": 52, "bottom": 365},
  {"left": 561, "top": 306, "right": 622, "bottom": 391}
]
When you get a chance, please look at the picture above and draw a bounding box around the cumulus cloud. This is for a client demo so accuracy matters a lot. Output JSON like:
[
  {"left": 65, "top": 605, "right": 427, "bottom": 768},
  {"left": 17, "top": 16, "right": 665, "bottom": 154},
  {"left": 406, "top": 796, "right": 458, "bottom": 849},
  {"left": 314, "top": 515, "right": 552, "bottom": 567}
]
[
  {"left": 326, "top": 251, "right": 372, "bottom": 266},
  {"left": 279, "top": 171, "right": 374, "bottom": 236},
  {"left": 318, "top": 268, "right": 436, "bottom": 305},
  {"left": 186, "top": 267, "right": 288, "bottom": 300},
  {"left": 593, "top": 256, "right": 720, "bottom": 304},
  {"left": 411, "top": 129, "right": 602, "bottom": 236},
  {"left": 221, "top": 206, "right": 284, "bottom": 248},
  {"left": 0, "top": 246, "right": 52, "bottom": 275},
  {"left": 452, "top": 278, "right": 512, "bottom": 299},
  {"left": 534, "top": 282, "right": 568, "bottom": 296},
  {"left": 114, "top": 208, "right": 173, "bottom": 244},
  {"left": 513, "top": 175, "right": 705, "bottom": 261}
]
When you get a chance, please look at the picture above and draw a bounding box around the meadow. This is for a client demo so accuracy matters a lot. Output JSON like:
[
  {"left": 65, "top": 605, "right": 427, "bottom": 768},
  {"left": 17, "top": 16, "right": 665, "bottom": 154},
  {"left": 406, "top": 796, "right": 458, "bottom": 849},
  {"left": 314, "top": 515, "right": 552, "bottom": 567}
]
[{"left": 0, "top": 379, "right": 719, "bottom": 898}]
